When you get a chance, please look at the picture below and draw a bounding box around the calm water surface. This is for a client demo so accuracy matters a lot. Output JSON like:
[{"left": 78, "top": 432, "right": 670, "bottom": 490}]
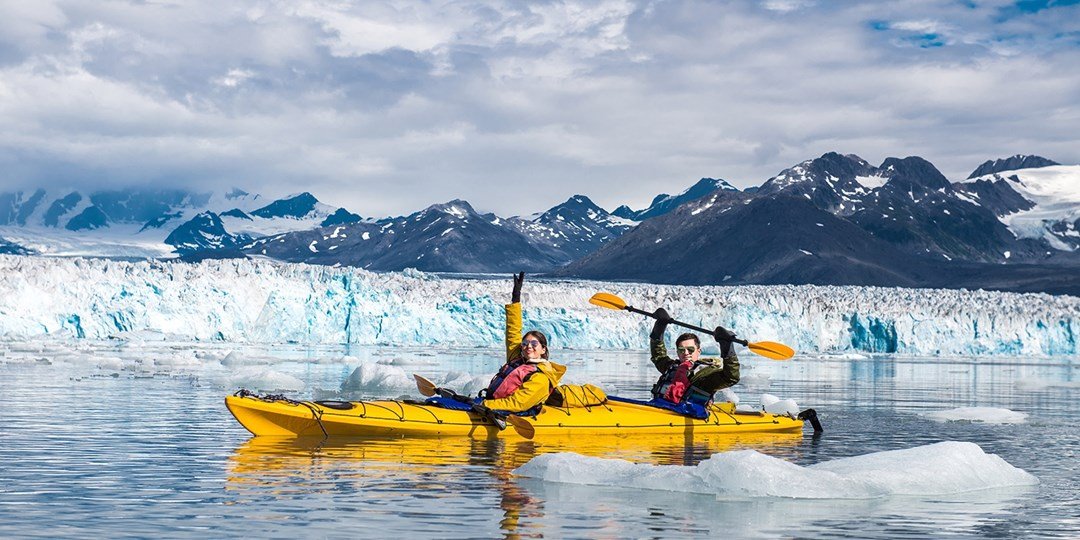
[{"left": 1, "top": 343, "right": 1077, "bottom": 539}]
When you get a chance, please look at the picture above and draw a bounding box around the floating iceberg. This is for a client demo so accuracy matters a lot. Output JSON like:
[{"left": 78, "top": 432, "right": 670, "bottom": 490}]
[
  {"left": 512, "top": 441, "right": 1038, "bottom": 499},
  {"left": 921, "top": 407, "right": 1028, "bottom": 424}
]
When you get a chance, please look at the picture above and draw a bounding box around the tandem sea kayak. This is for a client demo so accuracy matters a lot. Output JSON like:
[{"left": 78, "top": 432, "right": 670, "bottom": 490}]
[{"left": 226, "top": 390, "right": 815, "bottom": 439}]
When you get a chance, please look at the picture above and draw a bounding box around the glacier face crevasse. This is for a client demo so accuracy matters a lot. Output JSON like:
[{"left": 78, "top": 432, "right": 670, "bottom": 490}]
[{"left": 0, "top": 255, "right": 1076, "bottom": 357}]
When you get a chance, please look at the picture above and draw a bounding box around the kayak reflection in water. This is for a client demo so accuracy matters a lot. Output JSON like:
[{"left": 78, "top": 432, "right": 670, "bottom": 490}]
[
  {"left": 475, "top": 272, "right": 566, "bottom": 415},
  {"left": 648, "top": 307, "right": 740, "bottom": 407}
]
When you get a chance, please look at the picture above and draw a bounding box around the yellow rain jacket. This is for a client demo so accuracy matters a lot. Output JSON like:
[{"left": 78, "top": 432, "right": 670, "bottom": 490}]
[{"left": 482, "top": 302, "right": 566, "bottom": 412}]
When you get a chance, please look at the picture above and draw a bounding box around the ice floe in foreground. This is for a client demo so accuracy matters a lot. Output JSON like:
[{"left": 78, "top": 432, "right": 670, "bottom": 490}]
[
  {"left": 921, "top": 407, "right": 1028, "bottom": 424},
  {"left": 513, "top": 441, "right": 1038, "bottom": 499}
]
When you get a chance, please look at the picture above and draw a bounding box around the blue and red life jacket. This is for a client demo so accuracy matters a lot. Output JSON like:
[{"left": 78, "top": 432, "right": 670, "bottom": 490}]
[
  {"left": 479, "top": 358, "right": 543, "bottom": 416},
  {"left": 482, "top": 358, "right": 537, "bottom": 399},
  {"left": 652, "top": 360, "right": 712, "bottom": 406}
]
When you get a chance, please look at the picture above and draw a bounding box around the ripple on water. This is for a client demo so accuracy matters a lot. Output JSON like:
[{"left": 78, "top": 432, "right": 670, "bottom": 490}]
[{"left": 0, "top": 344, "right": 1077, "bottom": 538}]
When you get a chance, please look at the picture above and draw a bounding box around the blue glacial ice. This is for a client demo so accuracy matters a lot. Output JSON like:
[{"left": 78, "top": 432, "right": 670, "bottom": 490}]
[{"left": 0, "top": 256, "right": 1076, "bottom": 358}]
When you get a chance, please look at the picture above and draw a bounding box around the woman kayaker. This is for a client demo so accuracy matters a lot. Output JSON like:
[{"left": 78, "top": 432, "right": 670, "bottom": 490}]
[{"left": 476, "top": 272, "right": 566, "bottom": 415}]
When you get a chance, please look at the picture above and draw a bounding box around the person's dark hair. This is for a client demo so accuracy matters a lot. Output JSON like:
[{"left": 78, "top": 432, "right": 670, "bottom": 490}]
[
  {"left": 524, "top": 330, "right": 550, "bottom": 359},
  {"left": 675, "top": 333, "right": 700, "bottom": 347}
]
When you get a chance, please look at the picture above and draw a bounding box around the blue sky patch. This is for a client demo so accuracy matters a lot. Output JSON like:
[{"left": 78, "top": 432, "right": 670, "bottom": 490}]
[{"left": 1014, "top": 0, "right": 1080, "bottom": 13}]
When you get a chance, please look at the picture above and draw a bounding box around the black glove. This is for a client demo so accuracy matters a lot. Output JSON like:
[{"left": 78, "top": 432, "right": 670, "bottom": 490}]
[
  {"left": 713, "top": 325, "right": 736, "bottom": 357},
  {"left": 511, "top": 272, "right": 525, "bottom": 303},
  {"left": 650, "top": 308, "right": 673, "bottom": 340}
]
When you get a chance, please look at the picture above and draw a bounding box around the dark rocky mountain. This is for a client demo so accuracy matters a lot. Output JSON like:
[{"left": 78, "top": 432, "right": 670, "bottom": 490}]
[
  {"left": 246, "top": 200, "right": 561, "bottom": 272},
  {"left": 0, "top": 187, "right": 215, "bottom": 230},
  {"left": 320, "top": 208, "right": 363, "bottom": 227},
  {"left": 0, "top": 237, "right": 32, "bottom": 255},
  {"left": 558, "top": 193, "right": 939, "bottom": 286},
  {"left": 251, "top": 192, "right": 319, "bottom": 219},
  {"left": 558, "top": 192, "right": 1080, "bottom": 295},
  {"left": 753, "top": 153, "right": 1050, "bottom": 263},
  {"left": 164, "top": 212, "right": 253, "bottom": 255},
  {"left": 0, "top": 189, "right": 46, "bottom": 226},
  {"left": 848, "top": 156, "right": 1046, "bottom": 263},
  {"left": 955, "top": 159, "right": 1080, "bottom": 254},
  {"left": 43, "top": 192, "right": 82, "bottom": 227},
  {"left": 65, "top": 206, "right": 110, "bottom": 231},
  {"left": 162, "top": 192, "right": 335, "bottom": 255},
  {"left": 2, "top": 152, "right": 1076, "bottom": 294},
  {"left": 756, "top": 152, "right": 877, "bottom": 215},
  {"left": 968, "top": 155, "right": 1058, "bottom": 179},
  {"left": 235, "top": 194, "right": 644, "bottom": 272},
  {"left": 139, "top": 211, "right": 184, "bottom": 232},
  {"left": 509, "top": 195, "right": 634, "bottom": 261},
  {"left": 221, "top": 208, "right": 253, "bottom": 220},
  {"left": 557, "top": 152, "right": 1080, "bottom": 294},
  {"left": 613, "top": 178, "right": 737, "bottom": 221},
  {"left": 952, "top": 175, "right": 1036, "bottom": 217},
  {"left": 89, "top": 189, "right": 208, "bottom": 223}
]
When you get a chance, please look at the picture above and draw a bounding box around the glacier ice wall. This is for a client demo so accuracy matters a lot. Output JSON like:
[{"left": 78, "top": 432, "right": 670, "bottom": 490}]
[{"left": 0, "top": 256, "right": 1076, "bottom": 357}]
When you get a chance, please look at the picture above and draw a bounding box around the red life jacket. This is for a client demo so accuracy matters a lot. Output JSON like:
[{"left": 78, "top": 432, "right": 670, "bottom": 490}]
[
  {"left": 661, "top": 359, "right": 695, "bottom": 403},
  {"left": 483, "top": 359, "right": 538, "bottom": 399}
]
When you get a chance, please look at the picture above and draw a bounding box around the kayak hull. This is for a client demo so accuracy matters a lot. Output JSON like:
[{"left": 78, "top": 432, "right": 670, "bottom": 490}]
[{"left": 225, "top": 394, "right": 805, "bottom": 439}]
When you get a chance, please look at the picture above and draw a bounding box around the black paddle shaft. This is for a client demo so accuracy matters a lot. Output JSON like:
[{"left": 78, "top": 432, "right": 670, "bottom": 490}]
[
  {"left": 625, "top": 305, "right": 749, "bottom": 346},
  {"left": 435, "top": 387, "right": 507, "bottom": 430}
]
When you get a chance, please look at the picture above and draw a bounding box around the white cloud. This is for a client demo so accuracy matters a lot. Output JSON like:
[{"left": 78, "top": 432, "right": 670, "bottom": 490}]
[
  {"left": 0, "top": 0, "right": 1077, "bottom": 216},
  {"left": 762, "top": 0, "right": 816, "bottom": 13},
  {"left": 214, "top": 68, "right": 256, "bottom": 88}
]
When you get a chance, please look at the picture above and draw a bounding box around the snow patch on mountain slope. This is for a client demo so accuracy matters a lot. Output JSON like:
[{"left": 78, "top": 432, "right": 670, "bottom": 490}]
[{"left": 967, "top": 165, "right": 1080, "bottom": 249}]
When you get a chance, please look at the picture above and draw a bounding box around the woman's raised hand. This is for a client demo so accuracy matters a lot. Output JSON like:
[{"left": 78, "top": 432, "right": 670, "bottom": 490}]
[{"left": 511, "top": 272, "right": 525, "bottom": 303}]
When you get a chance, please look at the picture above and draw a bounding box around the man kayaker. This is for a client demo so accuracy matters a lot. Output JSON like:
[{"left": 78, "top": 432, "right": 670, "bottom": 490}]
[
  {"left": 476, "top": 272, "right": 566, "bottom": 415},
  {"left": 648, "top": 308, "right": 740, "bottom": 406}
]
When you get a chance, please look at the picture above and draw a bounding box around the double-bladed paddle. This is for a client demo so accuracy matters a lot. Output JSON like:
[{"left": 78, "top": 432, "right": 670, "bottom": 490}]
[
  {"left": 413, "top": 374, "right": 536, "bottom": 439},
  {"left": 588, "top": 292, "right": 795, "bottom": 360}
]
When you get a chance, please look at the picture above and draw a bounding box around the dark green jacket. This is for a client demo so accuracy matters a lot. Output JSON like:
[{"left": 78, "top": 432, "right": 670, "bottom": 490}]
[{"left": 650, "top": 338, "right": 740, "bottom": 393}]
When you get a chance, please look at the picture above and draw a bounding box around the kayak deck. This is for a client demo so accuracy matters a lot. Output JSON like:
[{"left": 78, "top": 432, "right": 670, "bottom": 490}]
[{"left": 226, "top": 392, "right": 805, "bottom": 439}]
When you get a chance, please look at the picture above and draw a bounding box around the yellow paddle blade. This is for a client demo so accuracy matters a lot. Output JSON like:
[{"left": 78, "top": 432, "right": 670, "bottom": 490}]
[
  {"left": 507, "top": 415, "right": 536, "bottom": 439},
  {"left": 747, "top": 341, "right": 795, "bottom": 360},
  {"left": 589, "top": 292, "right": 627, "bottom": 310},
  {"left": 413, "top": 374, "right": 437, "bottom": 397}
]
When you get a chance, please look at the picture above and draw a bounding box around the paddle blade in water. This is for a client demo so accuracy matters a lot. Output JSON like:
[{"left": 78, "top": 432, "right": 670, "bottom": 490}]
[
  {"left": 589, "top": 292, "right": 627, "bottom": 311},
  {"left": 747, "top": 341, "right": 795, "bottom": 360},
  {"left": 507, "top": 415, "right": 536, "bottom": 439}
]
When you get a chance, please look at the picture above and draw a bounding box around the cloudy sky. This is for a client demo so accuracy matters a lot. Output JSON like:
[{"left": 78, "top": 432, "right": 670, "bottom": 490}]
[{"left": 1, "top": 0, "right": 1077, "bottom": 217}]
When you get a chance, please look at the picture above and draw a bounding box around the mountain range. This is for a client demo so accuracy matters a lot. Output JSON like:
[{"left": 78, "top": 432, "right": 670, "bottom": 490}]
[{"left": 1, "top": 153, "right": 1077, "bottom": 294}]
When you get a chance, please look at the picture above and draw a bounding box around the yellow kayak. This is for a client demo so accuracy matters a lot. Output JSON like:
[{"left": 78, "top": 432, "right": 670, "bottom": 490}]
[{"left": 226, "top": 391, "right": 808, "bottom": 439}]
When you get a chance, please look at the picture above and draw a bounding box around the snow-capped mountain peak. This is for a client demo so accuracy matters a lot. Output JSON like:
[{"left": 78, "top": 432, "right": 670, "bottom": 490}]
[
  {"left": 250, "top": 192, "right": 328, "bottom": 220},
  {"left": 615, "top": 177, "right": 737, "bottom": 221}
]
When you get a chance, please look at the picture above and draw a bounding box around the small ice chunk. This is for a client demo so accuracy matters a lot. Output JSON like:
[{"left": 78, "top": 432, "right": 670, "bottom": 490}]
[
  {"left": 340, "top": 362, "right": 413, "bottom": 393},
  {"left": 760, "top": 393, "right": 799, "bottom": 415},
  {"left": 220, "top": 350, "right": 269, "bottom": 367},
  {"left": 921, "top": 407, "right": 1028, "bottom": 425},
  {"left": 228, "top": 368, "right": 304, "bottom": 392},
  {"left": 716, "top": 387, "right": 740, "bottom": 404}
]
